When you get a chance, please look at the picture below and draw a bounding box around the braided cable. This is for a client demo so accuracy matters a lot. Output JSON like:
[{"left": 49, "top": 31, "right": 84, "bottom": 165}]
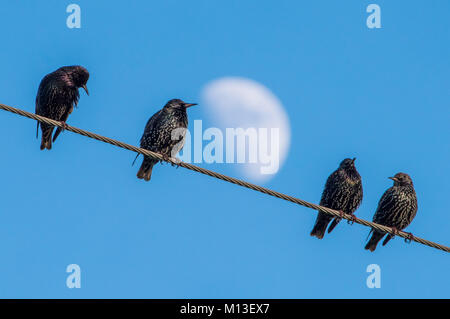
[{"left": 0, "top": 103, "right": 448, "bottom": 253}]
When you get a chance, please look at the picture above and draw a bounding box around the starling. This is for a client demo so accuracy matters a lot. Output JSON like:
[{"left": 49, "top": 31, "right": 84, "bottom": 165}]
[
  {"left": 136, "top": 99, "right": 197, "bottom": 181},
  {"left": 365, "top": 173, "right": 418, "bottom": 252},
  {"left": 310, "top": 158, "right": 363, "bottom": 239},
  {"left": 35, "top": 65, "right": 89, "bottom": 150}
]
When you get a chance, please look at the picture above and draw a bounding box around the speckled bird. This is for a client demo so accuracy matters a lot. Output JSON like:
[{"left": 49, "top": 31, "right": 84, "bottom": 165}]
[
  {"left": 365, "top": 173, "right": 418, "bottom": 252},
  {"left": 35, "top": 65, "right": 89, "bottom": 150},
  {"left": 310, "top": 158, "right": 363, "bottom": 239},
  {"left": 136, "top": 99, "right": 197, "bottom": 181}
]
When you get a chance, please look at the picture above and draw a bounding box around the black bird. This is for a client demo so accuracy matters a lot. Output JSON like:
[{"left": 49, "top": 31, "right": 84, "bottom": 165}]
[
  {"left": 136, "top": 99, "right": 197, "bottom": 181},
  {"left": 365, "top": 173, "right": 418, "bottom": 252},
  {"left": 35, "top": 65, "right": 89, "bottom": 150},
  {"left": 310, "top": 158, "right": 363, "bottom": 239}
]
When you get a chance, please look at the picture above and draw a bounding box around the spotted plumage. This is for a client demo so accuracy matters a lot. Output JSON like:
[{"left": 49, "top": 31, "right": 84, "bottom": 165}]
[
  {"left": 136, "top": 99, "right": 197, "bottom": 181},
  {"left": 310, "top": 158, "right": 363, "bottom": 239},
  {"left": 35, "top": 65, "right": 89, "bottom": 150},
  {"left": 365, "top": 173, "right": 418, "bottom": 252}
]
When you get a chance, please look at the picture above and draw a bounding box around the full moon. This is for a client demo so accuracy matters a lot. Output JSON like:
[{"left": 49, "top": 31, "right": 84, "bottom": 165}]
[{"left": 201, "top": 77, "right": 291, "bottom": 183}]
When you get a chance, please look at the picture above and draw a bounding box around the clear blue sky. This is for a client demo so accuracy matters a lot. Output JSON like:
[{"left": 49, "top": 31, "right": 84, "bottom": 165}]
[{"left": 0, "top": 1, "right": 448, "bottom": 298}]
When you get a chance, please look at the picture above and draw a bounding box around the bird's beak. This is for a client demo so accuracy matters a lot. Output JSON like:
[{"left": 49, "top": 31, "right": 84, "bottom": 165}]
[
  {"left": 351, "top": 157, "right": 356, "bottom": 164},
  {"left": 388, "top": 176, "right": 398, "bottom": 182},
  {"left": 82, "top": 85, "right": 89, "bottom": 96},
  {"left": 184, "top": 103, "right": 197, "bottom": 108}
]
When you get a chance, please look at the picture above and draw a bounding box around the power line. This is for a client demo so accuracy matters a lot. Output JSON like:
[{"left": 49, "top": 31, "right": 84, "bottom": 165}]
[{"left": 0, "top": 102, "right": 448, "bottom": 253}]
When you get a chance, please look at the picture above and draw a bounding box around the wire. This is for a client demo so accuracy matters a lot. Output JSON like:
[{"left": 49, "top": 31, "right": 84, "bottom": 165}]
[{"left": 0, "top": 102, "right": 448, "bottom": 253}]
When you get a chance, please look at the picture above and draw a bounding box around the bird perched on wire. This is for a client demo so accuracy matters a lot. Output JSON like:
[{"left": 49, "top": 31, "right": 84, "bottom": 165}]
[
  {"left": 365, "top": 173, "right": 418, "bottom": 252},
  {"left": 135, "top": 99, "right": 197, "bottom": 181},
  {"left": 35, "top": 65, "right": 89, "bottom": 150},
  {"left": 310, "top": 158, "right": 363, "bottom": 239}
]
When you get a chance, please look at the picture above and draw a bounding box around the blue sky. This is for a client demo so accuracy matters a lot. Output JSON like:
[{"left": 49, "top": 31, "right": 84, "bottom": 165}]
[{"left": 0, "top": 1, "right": 448, "bottom": 298}]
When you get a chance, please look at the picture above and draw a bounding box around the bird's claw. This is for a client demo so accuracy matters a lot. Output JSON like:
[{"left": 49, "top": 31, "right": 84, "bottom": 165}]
[
  {"left": 404, "top": 232, "right": 414, "bottom": 244},
  {"left": 390, "top": 227, "right": 399, "bottom": 238},
  {"left": 160, "top": 154, "right": 170, "bottom": 164},
  {"left": 171, "top": 157, "right": 181, "bottom": 168},
  {"left": 60, "top": 121, "right": 69, "bottom": 131},
  {"left": 347, "top": 213, "right": 357, "bottom": 225}
]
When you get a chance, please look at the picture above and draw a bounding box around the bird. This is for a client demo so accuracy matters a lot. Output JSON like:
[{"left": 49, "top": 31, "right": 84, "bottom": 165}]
[
  {"left": 136, "top": 99, "right": 197, "bottom": 181},
  {"left": 310, "top": 158, "right": 363, "bottom": 239},
  {"left": 35, "top": 65, "right": 89, "bottom": 150},
  {"left": 365, "top": 172, "right": 418, "bottom": 252}
]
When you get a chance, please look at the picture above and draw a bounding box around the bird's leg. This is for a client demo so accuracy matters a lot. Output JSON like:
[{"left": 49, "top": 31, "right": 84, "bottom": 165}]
[
  {"left": 60, "top": 121, "right": 69, "bottom": 132},
  {"left": 337, "top": 210, "right": 355, "bottom": 224},
  {"left": 347, "top": 213, "right": 357, "bottom": 225},
  {"left": 390, "top": 227, "right": 399, "bottom": 238},
  {"left": 161, "top": 153, "right": 170, "bottom": 164},
  {"left": 404, "top": 232, "right": 414, "bottom": 243},
  {"left": 171, "top": 157, "right": 182, "bottom": 168}
]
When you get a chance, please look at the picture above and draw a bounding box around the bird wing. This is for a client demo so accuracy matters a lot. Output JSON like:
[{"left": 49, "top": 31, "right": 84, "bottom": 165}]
[
  {"left": 140, "top": 110, "right": 162, "bottom": 147},
  {"left": 35, "top": 74, "right": 53, "bottom": 137},
  {"left": 35, "top": 97, "right": 40, "bottom": 138},
  {"left": 404, "top": 187, "right": 418, "bottom": 228},
  {"left": 373, "top": 186, "right": 405, "bottom": 227},
  {"left": 52, "top": 104, "right": 74, "bottom": 142},
  {"left": 347, "top": 178, "right": 363, "bottom": 213},
  {"left": 320, "top": 170, "right": 345, "bottom": 209},
  {"left": 373, "top": 187, "right": 394, "bottom": 222},
  {"left": 35, "top": 74, "right": 58, "bottom": 115}
]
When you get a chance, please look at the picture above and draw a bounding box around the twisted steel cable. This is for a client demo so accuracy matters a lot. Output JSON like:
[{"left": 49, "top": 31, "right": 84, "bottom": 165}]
[{"left": 1, "top": 102, "right": 448, "bottom": 253}]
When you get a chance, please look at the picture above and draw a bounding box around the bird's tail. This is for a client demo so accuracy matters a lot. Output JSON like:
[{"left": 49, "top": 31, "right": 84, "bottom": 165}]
[
  {"left": 40, "top": 124, "right": 54, "bottom": 150},
  {"left": 327, "top": 217, "right": 341, "bottom": 234},
  {"left": 365, "top": 229, "right": 385, "bottom": 252},
  {"left": 137, "top": 157, "right": 157, "bottom": 181},
  {"left": 310, "top": 212, "right": 332, "bottom": 239},
  {"left": 52, "top": 126, "right": 63, "bottom": 143},
  {"left": 382, "top": 234, "right": 394, "bottom": 246},
  {"left": 132, "top": 153, "right": 140, "bottom": 166}
]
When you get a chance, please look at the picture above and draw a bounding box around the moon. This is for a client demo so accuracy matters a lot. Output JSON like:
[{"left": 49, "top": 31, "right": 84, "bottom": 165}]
[{"left": 201, "top": 77, "right": 291, "bottom": 183}]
